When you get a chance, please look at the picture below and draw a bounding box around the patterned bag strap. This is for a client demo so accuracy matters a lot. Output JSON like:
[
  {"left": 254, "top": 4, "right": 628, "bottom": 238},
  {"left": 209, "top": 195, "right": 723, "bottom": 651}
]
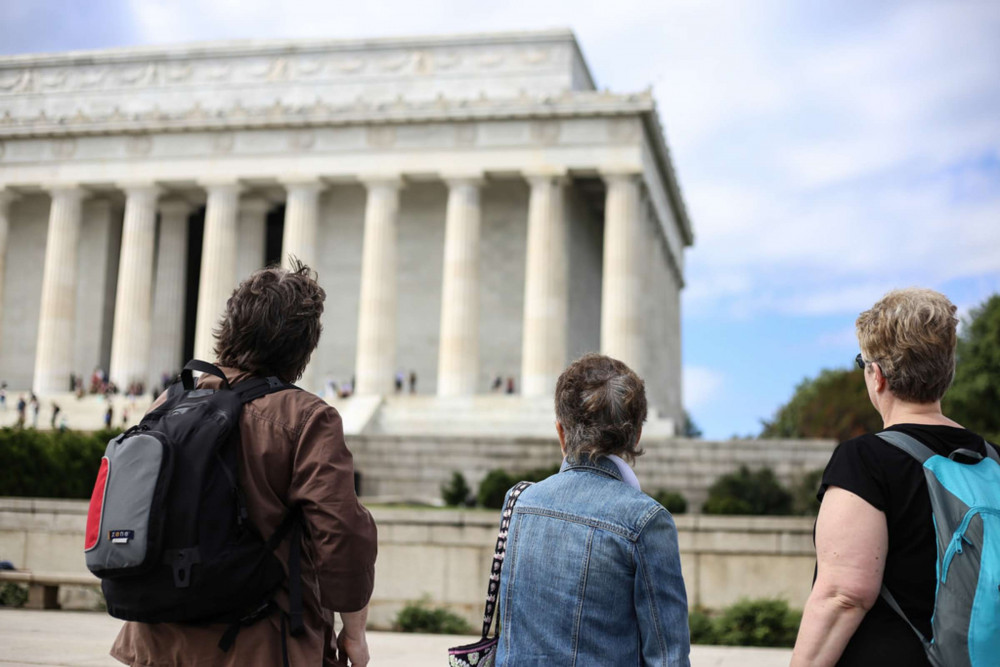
[{"left": 480, "top": 481, "right": 532, "bottom": 640}]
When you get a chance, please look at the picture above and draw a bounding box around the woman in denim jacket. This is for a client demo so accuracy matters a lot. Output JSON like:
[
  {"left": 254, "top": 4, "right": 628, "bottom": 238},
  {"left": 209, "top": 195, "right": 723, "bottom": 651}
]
[{"left": 496, "top": 353, "right": 691, "bottom": 666}]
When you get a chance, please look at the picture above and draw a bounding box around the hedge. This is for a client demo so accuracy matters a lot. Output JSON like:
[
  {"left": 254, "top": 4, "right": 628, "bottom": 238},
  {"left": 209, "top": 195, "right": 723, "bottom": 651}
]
[{"left": 0, "top": 427, "right": 121, "bottom": 499}]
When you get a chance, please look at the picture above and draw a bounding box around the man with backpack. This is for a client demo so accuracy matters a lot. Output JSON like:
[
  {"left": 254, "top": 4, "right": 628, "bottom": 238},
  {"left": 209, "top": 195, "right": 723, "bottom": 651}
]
[{"left": 102, "top": 261, "right": 377, "bottom": 666}]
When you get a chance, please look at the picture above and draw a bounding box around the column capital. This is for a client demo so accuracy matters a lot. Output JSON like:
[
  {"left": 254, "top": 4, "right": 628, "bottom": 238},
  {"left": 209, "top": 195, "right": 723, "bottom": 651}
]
[
  {"left": 441, "top": 171, "right": 485, "bottom": 187},
  {"left": 523, "top": 169, "right": 568, "bottom": 188},
  {"left": 238, "top": 195, "right": 271, "bottom": 215},
  {"left": 158, "top": 197, "right": 194, "bottom": 217},
  {"left": 199, "top": 179, "right": 243, "bottom": 196},
  {"left": 282, "top": 177, "right": 324, "bottom": 191},
  {"left": 119, "top": 183, "right": 163, "bottom": 199},
  {"left": 360, "top": 175, "right": 404, "bottom": 190},
  {"left": 47, "top": 184, "right": 86, "bottom": 200},
  {"left": 600, "top": 169, "right": 643, "bottom": 185}
]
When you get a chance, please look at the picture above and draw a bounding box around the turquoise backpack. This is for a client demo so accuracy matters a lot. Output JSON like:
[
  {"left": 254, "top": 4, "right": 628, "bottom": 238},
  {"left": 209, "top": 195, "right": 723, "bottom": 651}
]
[{"left": 876, "top": 431, "right": 1000, "bottom": 667}]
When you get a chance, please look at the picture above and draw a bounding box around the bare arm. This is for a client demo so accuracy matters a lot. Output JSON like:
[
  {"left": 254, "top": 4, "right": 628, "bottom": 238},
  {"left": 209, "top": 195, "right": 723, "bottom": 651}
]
[
  {"left": 336, "top": 606, "right": 369, "bottom": 666},
  {"left": 790, "top": 486, "right": 888, "bottom": 666}
]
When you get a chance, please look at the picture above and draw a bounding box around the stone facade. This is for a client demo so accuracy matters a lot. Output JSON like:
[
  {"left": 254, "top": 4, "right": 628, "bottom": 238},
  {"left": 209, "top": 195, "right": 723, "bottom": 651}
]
[{"left": 0, "top": 29, "right": 693, "bottom": 428}]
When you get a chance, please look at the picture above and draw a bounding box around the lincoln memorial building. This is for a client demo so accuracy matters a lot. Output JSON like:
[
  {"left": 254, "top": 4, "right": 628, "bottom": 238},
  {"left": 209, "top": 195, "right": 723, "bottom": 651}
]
[{"left": 0, "top": 30, "right": 693, "bottom": 432}]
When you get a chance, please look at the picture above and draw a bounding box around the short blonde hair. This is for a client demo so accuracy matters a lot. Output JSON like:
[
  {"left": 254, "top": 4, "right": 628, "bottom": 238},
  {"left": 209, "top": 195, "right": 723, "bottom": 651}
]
[{"left": 856, "top": 288, "right": 958, "bottom": 403}]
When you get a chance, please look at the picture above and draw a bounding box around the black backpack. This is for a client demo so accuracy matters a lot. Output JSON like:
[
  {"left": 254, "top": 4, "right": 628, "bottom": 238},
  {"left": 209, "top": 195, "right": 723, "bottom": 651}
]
[{"left": 84, "top": 360, "right": 304, "bottom": 656}]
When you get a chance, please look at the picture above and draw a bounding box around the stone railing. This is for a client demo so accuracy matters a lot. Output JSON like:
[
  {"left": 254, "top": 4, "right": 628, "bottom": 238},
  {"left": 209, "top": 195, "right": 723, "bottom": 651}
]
[{"left": 0, "top": 497, "right": 816, "bottom": 629}]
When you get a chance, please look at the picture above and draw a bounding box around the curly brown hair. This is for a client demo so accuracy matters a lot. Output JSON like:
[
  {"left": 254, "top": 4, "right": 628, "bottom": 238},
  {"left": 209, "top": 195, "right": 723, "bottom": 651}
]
[
  {"left": 856, "top": 288, "right": 958, "bottom": 403},
  {"left": 554, "top": 353, "right": 648, "bottom": 463},
  {"left": 213, "top": 259, "right": 325, "bottom": 382}
]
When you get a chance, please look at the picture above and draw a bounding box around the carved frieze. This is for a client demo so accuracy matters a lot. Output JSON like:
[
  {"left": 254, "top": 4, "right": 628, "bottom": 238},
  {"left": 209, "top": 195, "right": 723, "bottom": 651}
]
[
  {"left": 116, "top": 64, "right": 156, "bottom": 86},
  {"left": 530, "top": 120, "right": 560, "bottom": 146},
  {"left": 478, "top": 52, "right": 504, "bottom": 69},
  {"left": 521, "top": 49, "right": 550, "bottom": 65},
  {"left": 40, "top": 71, "right": 67, "bottom": 89},
  {"left": 81, "top": 70, "right": 107, "bottom": 88},
  {"left": 455, "top": 123, "right": 477, "bottom": 147},
  {"left": 296, "top": 59, "right": 324, "bottom": 77},
  {"left": 164, "top": 64, "right": 193, "bottom": 82},
  {"left": 0, "top": 70, "right": 32, "bottom": 93},
  {"left": 608, "top": 117, "right": 639, "bottom": 142},
  {"left": 211, "top": 132, "right": 235, "bottom": 154},
  {"left": 366, "top": 126, "right": 396, "bottom": 148},
  {"left": 125, "top": 134, "right": 153, "bottom": 156},
  {"left": 204, "top": 64, "right": 232, "bottom": 82},
  {"left": 379, "top": 54, "right": 409, "bottom": 72},
  {"left": 334, "top": 58, "right": 365, "bottom": 74},
  {"left": 288, "top": 129, "right": 316, "bottom": 151},
  {"left": 51, "top": 138, "right": 76, "bottom": 158}
]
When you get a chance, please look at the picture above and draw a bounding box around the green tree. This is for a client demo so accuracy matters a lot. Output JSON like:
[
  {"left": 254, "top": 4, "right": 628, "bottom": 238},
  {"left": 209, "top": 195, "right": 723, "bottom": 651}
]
[
  {"left": 682, "top": 411, "right": 703, "bottom": 438},
  {"left": 944, "top": 295, "right": 1000, "bottom": 441},
  {"left": 759, "top": 368, "right": 881, "bottom": 442}
]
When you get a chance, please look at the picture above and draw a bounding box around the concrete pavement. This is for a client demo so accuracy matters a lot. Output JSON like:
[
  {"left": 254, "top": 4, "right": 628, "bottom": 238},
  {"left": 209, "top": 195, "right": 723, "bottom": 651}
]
[{"left": 0, "top": 609, "right": 792, "bottom": 666}]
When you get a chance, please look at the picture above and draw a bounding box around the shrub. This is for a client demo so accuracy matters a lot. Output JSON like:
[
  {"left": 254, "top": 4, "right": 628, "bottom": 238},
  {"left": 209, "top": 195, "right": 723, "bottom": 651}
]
[
  {"left": 702, "top": 466, "right": 793, "bottom": 516},
  {"left": 652, "top": 489, "right": 688, "bottom": 515},
  {"left": 688, "top": 607, "right": 717, "bottom": 645},
  {"left": 521, "top": 464, "right": 560, "bottom": 483},
  {"left": 441, "top": 472, "right": 472, "bottom": 507},
  {"left": 393, "top": 597, "right": 472, "bottom": 634},
  {"left": 0, "top": 427, "right": 122, "bottom": 499},
  {"left": 0, "top": 582, "right": 28, "bottom": 608},
  {"left": 477, "top": 469, "right": 515, "bottom": 509},
  {"left": 791, "top": 468, "right": 824, "bottom": 515},
  {"left": 713, "top": 598, "right": 801, "bottom": 648},
  {"left": 476, "top": 464, "right": 561, "bottom": 509}
]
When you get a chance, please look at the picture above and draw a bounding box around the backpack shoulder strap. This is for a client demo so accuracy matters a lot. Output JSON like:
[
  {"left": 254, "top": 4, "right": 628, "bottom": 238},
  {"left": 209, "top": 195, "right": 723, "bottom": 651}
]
[
  {"left": 875, "top": 430, "right": 936, "bottom": 464},
  {"left": 879, "top": 585, "right": 931, "bottom": 649},
  {"left": 875, "top": 430, "right": 937, "bottom": 650},
  {"left": 182, "top": 359, "right": 231, "bottom": 390},
  {"left": 233, "top": 376, "right": 296, "bottom": 404},
  {"left": 983, "top": 440, "right": 1000, "bottom": 464}
]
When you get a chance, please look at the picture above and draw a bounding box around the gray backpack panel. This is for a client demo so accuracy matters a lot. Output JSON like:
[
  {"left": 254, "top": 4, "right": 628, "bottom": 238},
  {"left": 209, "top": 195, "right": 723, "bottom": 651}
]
[{"left": 85, "top": 433, "right": 165, "bottom": 572}]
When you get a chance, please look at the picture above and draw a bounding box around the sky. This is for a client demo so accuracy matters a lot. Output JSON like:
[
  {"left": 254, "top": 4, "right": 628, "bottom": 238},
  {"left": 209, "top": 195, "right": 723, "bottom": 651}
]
[{"left": 2, "top": 0, "right": 998, "bottom": 439}]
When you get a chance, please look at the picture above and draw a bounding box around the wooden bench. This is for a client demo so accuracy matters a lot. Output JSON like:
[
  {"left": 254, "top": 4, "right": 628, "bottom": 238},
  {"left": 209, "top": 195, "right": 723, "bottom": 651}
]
[{"left": 0, "top": 570, "right": 101, "bottom": 610}]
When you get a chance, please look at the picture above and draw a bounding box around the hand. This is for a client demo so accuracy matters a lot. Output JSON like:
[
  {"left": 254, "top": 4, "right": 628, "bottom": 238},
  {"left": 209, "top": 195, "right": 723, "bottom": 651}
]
[{"left": 336, "top": 626, "right": 369, "bottom": 667}]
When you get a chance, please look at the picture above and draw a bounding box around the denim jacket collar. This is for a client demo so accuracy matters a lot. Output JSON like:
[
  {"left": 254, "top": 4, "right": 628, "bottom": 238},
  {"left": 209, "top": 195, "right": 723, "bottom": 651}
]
[{"left": 561, "top": 455, "right": 623, "bottom": 482}]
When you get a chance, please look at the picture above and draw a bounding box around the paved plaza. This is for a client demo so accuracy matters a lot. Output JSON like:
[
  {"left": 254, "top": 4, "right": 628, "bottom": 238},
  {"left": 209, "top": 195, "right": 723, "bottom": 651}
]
[{"left": 0, "top": 609, "right": 791, "bottom": 666}]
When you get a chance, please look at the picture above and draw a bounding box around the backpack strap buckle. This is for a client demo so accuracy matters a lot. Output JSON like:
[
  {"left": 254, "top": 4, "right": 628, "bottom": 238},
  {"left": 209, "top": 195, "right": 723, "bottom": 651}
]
[{"left": 163, "top": 547, "right": 201, "bottom": 588}]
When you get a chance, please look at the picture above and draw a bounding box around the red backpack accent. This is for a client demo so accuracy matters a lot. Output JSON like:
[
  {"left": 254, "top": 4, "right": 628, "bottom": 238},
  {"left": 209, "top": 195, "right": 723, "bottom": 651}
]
[{"left": 85, "top": 457, "right": 110, "bottom": 551}]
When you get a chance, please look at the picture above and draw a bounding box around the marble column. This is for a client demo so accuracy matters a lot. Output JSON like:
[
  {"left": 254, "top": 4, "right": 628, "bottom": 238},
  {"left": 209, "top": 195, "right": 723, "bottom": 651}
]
[
  {"left": 194, "top": 182, "right": 240, "bottom": 362},
  {"left": 109, "top": 185, "right": 161, "bottom": 390},
  {"left": 437, "top": 178, "right": 482, "bottom": 396},
  {"left": 33, "top": 186, "right": 85, "bottom": 394},
  {"left": 355, "top": 178, "right": 401, "bottom": 396},
  {"left": 0, "top": 191, "right": 16, "bottom": 350},
  {"left": 148, "top": 198, "right": 191, "bottom": 387},
  {"left": 521, "top": 174, "right": 569, "bottom": 397},
  {"left": 281, "top": 180, "right": 322, "bottom": 270},
  {"left": 236, "top": 197, "right": 269, "bottom": 281},
  {"left": 600, "top": 173, "right": 644, "bottom": 374}
]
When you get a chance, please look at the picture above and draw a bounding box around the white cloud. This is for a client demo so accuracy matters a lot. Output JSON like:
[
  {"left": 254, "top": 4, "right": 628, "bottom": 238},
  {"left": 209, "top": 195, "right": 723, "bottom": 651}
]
[
  {"left": 114, "top": 0, "right": 1000, "bottom": 322},
  {"left": 682, "top": 366, "right": 725, "bottom": 409}
]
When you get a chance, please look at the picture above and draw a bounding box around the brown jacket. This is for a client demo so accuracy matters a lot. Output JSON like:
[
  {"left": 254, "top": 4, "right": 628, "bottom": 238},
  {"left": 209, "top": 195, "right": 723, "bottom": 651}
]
[{"left": 111, "top": 368, "right": 378, "bottom": 666}]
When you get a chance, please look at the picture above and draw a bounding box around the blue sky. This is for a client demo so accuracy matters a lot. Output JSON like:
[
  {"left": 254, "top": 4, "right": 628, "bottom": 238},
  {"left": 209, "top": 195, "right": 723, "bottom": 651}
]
[{"left": 3, "top": 0, "right": 998, "bottom": 439}]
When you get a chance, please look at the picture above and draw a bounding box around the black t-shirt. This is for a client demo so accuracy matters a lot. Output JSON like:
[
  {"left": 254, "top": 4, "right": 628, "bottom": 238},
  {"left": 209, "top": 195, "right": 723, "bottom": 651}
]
[{"left": 818, "top": 424, "right": 999, "bottom": 667}]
